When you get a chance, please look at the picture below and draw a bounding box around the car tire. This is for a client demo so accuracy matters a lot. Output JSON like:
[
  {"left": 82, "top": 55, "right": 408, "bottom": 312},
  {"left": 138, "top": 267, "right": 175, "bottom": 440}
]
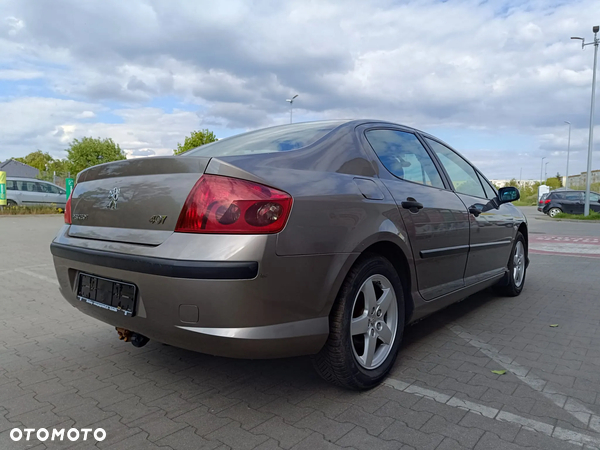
[
  {"left": 495, "top": 232, "right": 527, "bottom": 297},
  {"left": 312, "top": 254, "right": 405, "bottom": 390},
  {"left": 548, "top": 208, "right": 562, "bottom": 218}
]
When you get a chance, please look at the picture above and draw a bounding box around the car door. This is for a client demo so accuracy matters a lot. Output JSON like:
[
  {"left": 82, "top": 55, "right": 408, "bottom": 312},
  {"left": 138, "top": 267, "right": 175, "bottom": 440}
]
[
  {"left": 564, "top": 192, "right": 584, "bottom": 214},
  {"left": 423, "top": 137, "right": 514, "bottom": 285},
  {"left": 589, "top": 192, "right": 600, "bottom": 213},
  {"left": 16, "top": 180, "right": 43, "bottom": 205},
  {"left": 42, "top": 182, "right": 66, "bottom": 207},
  {"left": 362, "top": 127, "right": 470, "bottom": 300}
]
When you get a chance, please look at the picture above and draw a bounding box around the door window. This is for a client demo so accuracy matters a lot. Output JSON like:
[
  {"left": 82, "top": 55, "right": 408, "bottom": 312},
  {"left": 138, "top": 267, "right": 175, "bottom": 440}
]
[
  {"left": 6, "top": 180, "right": 15, "bottom": 190},
  {"left": 588, "top": 193, "right": 599, "bottom": 202},
  {"left": 565, "top": 192, "right": 583, "bottom": 201},
  {"left": 365, "top": 130, "right": 444, "bottom": 189},
  {"left": 40, "top": 183, "right": 60, "bottom": 194},
  {"left": 425, "top": 139, "right": 486, "bottom": 198},
  {"left": 477, "top": 172, "right": 497, "bottom": 200},
  {"left": 16, "top": 181, "right": 38, "bottom": 192}
]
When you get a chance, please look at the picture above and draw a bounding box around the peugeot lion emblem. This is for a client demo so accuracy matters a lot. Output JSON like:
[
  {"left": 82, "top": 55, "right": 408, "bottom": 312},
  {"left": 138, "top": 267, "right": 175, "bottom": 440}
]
[{"left": 108, "top": 187, "right": 120, "bottom": 210}]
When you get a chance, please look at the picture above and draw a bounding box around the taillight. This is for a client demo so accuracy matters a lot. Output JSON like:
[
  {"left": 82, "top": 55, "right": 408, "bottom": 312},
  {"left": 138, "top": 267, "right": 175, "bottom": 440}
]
[
  {"left": 544, "top": 199, "right": 551, "bottom": 204},
  {"left": 175, "top": 175, "right": 293, "bottom": 234},
  {"left": 64, "top": 193, "right": 72, "bottom": 224}
]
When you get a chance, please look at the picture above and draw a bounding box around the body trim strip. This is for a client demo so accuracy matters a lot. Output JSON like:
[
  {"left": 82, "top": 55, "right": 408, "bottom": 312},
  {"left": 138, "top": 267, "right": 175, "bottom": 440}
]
[
  {"left": 50, "top": 242, "right": 258, "bottom": 280},
  {"left": 176, "top": 317, "right": 329, "bottom": 340}
]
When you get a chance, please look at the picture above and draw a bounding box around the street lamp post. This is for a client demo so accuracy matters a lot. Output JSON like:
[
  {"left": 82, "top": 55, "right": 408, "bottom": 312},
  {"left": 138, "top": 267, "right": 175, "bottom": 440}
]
[
  {"left": 540, "top": 156, "right": 546, "bottom": 184},
  {"left": 564, "top": 121, "right": 571, "bottom": 189},
  {"left": 545, "top": 161, "right": 549, "bottom": 181},
  {"left": 286, "top": 94, "right": 298, "bottom": 124},
  {"left": 572, "top": 26, "right": 599, "bottom": 216}
]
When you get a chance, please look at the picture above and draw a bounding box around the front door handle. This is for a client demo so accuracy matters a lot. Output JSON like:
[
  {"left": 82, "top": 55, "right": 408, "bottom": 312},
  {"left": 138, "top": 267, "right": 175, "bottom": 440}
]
[
  {"left": 468, "top": 207, "right": 481, "bottom": 217},
  {"left": 401, "top": 199, "right": 424, "bottom": 211}
]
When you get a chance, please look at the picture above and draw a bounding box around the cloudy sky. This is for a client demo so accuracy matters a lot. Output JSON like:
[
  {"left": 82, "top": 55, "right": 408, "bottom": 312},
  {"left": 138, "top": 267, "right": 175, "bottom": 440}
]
[{"left": 1, "top": 0, "right": 599, "bottom": 180}]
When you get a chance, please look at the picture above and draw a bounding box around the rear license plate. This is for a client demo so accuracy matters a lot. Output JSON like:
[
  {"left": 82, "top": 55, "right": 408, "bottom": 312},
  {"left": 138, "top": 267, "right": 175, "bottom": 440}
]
[{"left": 77, "top": 273, "right": 137, "bottom": 316}]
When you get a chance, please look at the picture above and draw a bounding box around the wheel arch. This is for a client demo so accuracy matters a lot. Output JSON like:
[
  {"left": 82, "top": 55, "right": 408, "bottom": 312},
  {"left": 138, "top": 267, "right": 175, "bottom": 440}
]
[{"left": 324, "top": 233, "right": 416, "bottom": 325}]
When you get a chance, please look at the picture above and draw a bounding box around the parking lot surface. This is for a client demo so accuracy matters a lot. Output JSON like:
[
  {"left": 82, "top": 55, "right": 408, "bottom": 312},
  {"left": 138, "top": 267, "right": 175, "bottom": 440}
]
[{"left": 2, "top": 208, "right": 600, "bottom": 450}]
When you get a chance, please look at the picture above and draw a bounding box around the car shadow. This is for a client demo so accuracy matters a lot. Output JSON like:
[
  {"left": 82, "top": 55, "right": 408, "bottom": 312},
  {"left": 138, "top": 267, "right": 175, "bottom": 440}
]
[{"left": 108, "top": 287, "right": 501, "bottom": 402}]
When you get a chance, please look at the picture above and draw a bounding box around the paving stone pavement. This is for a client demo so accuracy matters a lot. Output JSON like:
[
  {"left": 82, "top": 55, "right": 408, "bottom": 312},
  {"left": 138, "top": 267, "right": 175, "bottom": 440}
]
[{"left": 2, "top": 212, "right": 600, "bottom": 449}]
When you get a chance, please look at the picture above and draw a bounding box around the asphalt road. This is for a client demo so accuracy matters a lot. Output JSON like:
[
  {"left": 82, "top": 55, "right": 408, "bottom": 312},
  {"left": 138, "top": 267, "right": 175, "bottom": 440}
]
[{"left": 1, "top": 210, "right": 600, "bottom": 450}]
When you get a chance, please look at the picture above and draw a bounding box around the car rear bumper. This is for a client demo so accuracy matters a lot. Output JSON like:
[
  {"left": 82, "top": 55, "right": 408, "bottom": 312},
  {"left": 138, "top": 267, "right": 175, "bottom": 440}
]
[{"left": 50, "top": 228, "right": 353, "bottom": 359}]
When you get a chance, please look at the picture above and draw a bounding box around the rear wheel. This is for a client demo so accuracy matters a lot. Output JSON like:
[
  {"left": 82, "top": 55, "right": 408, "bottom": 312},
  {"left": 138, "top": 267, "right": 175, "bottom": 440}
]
[
  {"left": 312, "top": 255, "right": 405, "bottom": 390},
  {"left": 496, "top": 232, "right": 526, "bottom": 297},
  {"left": 548, "top": 207, "right": 562, "bottom": 218}
]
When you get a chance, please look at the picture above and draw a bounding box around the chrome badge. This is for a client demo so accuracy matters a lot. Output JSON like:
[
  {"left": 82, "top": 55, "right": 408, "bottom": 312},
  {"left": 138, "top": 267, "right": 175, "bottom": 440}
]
[{"left": 108, "top": 187, "right": 120, "bottom": 210}]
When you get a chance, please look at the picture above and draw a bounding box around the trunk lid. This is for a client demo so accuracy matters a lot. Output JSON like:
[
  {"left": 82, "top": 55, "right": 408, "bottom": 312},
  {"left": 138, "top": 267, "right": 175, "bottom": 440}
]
[{"left": 68, "top": 156, "right": 210, "bottom": 245}]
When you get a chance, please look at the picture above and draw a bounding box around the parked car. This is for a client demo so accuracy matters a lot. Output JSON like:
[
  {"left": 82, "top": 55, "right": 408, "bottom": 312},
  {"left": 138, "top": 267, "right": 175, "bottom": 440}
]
[
  {"left": 50, "top": 120, "right": 528, "bottom": 389},
  {"left": 540, "top": 190, "right": 600, "bottom": 217},
  {"left": 6, "top": 177, "right": 67, "bottom": 208}
]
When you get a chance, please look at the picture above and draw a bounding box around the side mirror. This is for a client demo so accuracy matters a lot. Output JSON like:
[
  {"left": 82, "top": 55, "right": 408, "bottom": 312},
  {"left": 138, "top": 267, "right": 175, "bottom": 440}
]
[{"left": 498, "top": 187, "right": 520, "bottom": 204}]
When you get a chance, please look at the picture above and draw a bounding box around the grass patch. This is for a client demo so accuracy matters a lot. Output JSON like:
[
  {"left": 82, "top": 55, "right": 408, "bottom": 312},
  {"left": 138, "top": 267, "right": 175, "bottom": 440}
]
[
  {"left": 554, "top": 211, "right": 600, "bottom": 220},
  {"left": 513, "top": 200, "right": 537, "bottom": 206},
  {"left": 0, "top": 204, "right": 63, "bottom": 215}
]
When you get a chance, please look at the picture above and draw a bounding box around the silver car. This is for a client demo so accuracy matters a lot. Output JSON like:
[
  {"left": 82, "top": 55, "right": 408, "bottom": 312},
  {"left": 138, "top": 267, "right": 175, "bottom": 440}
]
[
  {"left": 51, "top": 120, "right": 528, "bottom": 389},
  {"left": 7, "top": 177, "right": 67, "bottom": 208}
]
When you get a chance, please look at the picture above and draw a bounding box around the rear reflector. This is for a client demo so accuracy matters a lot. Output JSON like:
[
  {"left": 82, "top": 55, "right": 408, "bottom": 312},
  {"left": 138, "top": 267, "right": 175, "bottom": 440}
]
[
  {"left": 175, "top": 175, "right": 293, "bottom": 234},
  {"left": 64, "top": 193, "right": 73, "bottom": 224}
]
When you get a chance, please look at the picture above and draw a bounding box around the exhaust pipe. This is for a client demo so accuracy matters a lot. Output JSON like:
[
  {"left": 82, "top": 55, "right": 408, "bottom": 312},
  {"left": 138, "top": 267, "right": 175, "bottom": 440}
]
[{"left": 115, "top": 327, "right": 149, "bottom": 348}]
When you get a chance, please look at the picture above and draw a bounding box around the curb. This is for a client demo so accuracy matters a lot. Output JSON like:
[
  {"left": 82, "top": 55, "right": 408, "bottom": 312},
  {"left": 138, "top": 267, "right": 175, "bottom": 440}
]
[{"left": 533, "top": 216, "right": 600, "bottom": 224}]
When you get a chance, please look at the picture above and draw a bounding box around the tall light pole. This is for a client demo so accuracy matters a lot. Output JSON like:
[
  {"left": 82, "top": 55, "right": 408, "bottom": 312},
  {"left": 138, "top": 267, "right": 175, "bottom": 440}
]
[
  {"left": 572, "top": 25, "right": 599, "bottom": 216},
  {"left": 540, "top": 156, "right": 546, "bottom": 184},
  {"left": 286, "top": 94, "right": 298, "bottom": 124},
  {"left": 564, "top": 121, "right": 571, "bottom": 189},
  {"left": 545, "top": 161, "right": 549, "bottom": 180}
]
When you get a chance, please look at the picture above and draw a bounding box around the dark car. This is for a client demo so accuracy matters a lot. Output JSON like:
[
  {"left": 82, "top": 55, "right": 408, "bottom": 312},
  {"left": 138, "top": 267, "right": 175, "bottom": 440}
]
[
  {"left": 537, "top": 193, "right": 549, "bottom": 212},
  {"left": 51, "top": 120, "right": 527, "bottom": 390},
  {"left": 541, "top": 190, "right": 600, "bottom": 217}
]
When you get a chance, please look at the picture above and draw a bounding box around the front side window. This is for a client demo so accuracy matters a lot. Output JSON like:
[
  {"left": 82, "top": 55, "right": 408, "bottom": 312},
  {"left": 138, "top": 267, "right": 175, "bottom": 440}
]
[
  {"left": 477, "top": 172, "right": 497, "bottom": 200},
  {"left": 589, "top": 193, "right": 600, "bottom": 202},
  {"left": 365, "top": 130, "right": 444, "bottom": 189},
  {"left": 425, "top": 138, "right": 486, "bottom": 198}
]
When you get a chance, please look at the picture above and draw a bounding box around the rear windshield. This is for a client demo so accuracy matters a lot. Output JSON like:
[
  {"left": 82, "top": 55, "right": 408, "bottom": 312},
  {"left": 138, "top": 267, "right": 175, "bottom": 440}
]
[{"left": 184, "top": 121, "right": 346, "bottom": 157}]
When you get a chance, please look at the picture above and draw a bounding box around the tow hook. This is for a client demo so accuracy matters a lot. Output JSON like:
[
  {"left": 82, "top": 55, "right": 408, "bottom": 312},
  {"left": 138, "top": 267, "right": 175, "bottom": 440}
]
[{"left": 115, "top": 328, "right": 149, "bottom": 348}]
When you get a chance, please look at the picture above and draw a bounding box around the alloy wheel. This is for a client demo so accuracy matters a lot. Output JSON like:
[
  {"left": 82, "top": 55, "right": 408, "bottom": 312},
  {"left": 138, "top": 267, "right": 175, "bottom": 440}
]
[
  {"left": 513, "top": 241, "right": 525, "bottom": 288},
  {"left": 350, "top": 274, "right": 398, "bottom": 370}
]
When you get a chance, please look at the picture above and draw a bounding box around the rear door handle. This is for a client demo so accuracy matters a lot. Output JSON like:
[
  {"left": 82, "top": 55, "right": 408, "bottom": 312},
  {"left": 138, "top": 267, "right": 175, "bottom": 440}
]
[
  {"left": 401, "top": 200, "right": 424, "bottom": 211},
  {"left": 468, "top": 207, "right": 481, "bottom": 217}
]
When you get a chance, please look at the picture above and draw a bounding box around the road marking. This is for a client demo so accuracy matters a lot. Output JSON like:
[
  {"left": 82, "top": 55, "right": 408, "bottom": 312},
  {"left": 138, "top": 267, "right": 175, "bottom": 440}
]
[
  {"left": 450, "top": 324, "right": 600, "bottom": 434},
  {"left": 13, "top": 268, "right": 59, "bottom": 286},
  {"left": 384, "top": 377, "right": 600, "bottom": 448},
  {"left": 529, "top": 235, "right": 600, "bottom": 258}
]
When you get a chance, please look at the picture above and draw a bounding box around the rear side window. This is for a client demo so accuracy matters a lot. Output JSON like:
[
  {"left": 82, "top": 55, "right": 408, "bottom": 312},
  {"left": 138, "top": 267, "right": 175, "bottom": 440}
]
[
  {"left": 425, "top": 138, "right": 486, "bottom": 198},
  {"left": 15, "top": 181, "right": 38, "bottom": 192},
  {"left": 365, "top": 129, "right": 444, "bottom": 189},
  {"left": 185, "top": 121, "right": 346, "bottom": 157},
  {"left": 565, "top": 192, "right": 583, "bottom": 201}
]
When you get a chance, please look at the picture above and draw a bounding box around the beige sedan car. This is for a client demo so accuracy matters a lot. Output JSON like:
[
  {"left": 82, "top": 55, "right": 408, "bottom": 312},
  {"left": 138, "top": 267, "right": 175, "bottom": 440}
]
[{"left": 51, "top": 120, "right": 527, "bottom": 389}]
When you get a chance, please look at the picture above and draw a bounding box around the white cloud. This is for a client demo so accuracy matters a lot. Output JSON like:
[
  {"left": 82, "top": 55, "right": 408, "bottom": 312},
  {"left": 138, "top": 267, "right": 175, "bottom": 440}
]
[{"left": 0, "top": 0, "right": 599, "bottom": 179}]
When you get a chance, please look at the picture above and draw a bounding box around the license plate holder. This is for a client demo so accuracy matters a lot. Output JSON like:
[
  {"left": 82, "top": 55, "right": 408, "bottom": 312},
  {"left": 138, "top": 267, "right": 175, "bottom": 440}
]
[{"left": 77, "top": 273, "right": 137, "bottom": 316}]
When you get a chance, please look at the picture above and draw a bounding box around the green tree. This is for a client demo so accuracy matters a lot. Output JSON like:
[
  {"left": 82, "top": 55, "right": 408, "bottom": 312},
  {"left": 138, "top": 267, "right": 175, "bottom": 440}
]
[
  {"left": 545, "top": 175, "right": 562, "bottom": 189},
  {"left": 174, "top": 129, "right": 218, "bottom": 155},
  {"left": 14, "top": 150, "right": 54, "bottom": 172},
  {"left": 555, "top": 172, "right": 563, "bottom": 188},
  {"left": 66, "top": 137, "right": 126, "bottom": 175}
]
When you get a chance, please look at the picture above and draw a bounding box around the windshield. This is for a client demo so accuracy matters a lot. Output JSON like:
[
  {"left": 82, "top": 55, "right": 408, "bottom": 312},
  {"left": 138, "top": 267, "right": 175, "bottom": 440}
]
[{"left": 184, "top": 121, "right": 347, "bottom": 157}]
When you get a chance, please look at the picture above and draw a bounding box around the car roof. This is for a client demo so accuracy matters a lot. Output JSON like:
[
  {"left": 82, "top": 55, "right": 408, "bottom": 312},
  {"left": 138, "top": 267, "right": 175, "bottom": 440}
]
[{"left": 7, "top": 177, "right": 63, "bottom": 187}]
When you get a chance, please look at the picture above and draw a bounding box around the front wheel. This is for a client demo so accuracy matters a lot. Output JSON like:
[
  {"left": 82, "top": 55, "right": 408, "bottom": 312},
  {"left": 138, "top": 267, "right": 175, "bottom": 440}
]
[
  {"left": 548, "top": 208, "right": 562, "bottom": 218},
  {"left": 312, "top": 255, "right": 405, "bottom": 390},
  {"left": 496, "top": 232, "right": 527, "bottom": 297}
]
